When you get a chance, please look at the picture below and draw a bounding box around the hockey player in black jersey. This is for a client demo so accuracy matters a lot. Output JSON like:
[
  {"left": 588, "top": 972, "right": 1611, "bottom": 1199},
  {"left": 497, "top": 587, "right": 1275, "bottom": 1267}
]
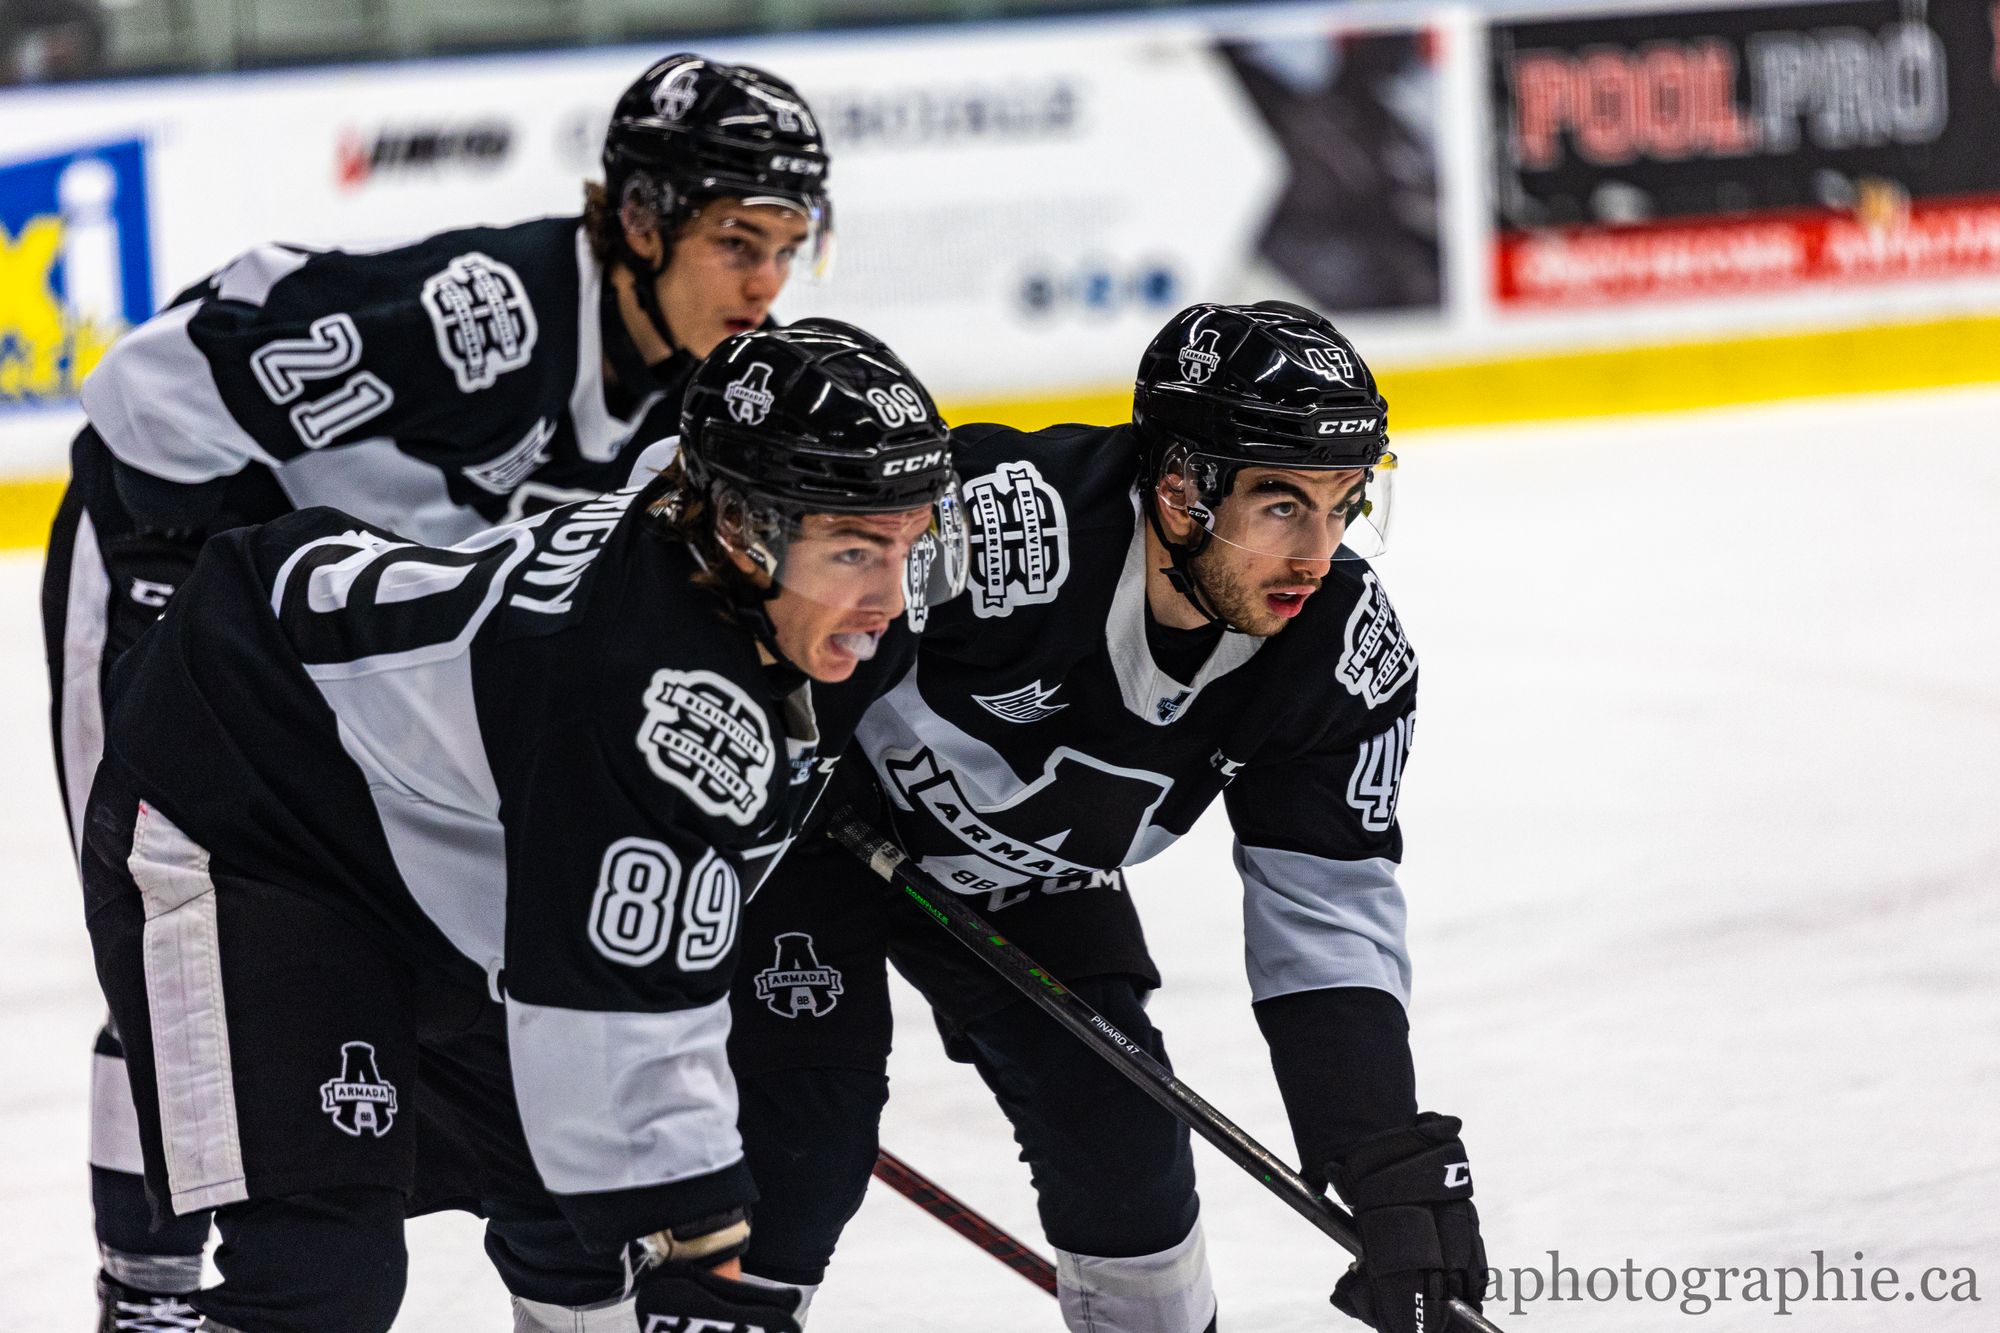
[
  {"left": 719, "top": 302, "right": 1490, "bottom": 1332},
  {"left": 39, "top": 53, "right": 832, "bottom": 1325},
  {"left": 76, "top": 322, "right": 964, "bottom": 1333}
]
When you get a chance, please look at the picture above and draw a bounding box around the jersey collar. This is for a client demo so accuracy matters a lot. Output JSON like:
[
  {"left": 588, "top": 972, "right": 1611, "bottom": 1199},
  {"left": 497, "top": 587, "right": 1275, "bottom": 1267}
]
[{"left": 1106, "top": 490, "right": 1263, "bottom": 726}]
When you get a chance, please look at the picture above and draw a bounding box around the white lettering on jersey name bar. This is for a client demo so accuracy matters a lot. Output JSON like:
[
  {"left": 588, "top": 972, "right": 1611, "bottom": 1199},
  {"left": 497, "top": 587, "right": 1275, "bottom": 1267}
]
[{"left": 509, "top": 488, "right": 639, "bottom": 615}]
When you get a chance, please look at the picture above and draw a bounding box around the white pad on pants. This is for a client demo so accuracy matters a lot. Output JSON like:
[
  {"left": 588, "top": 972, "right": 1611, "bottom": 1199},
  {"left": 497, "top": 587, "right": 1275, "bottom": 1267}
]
[{"left": 1057, "top": 1218, "right": 1216, "bottom": 1333}]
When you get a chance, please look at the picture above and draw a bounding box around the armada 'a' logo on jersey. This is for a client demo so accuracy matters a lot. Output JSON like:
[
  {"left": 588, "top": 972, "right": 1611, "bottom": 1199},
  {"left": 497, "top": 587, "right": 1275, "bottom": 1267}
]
[
  {"left": 421, "top": 251, "right": 538, "bottom": 393},
  {"left": 973, "top": 680, "right": 1067, "bottom": 724},
  {"left": 320, "top": 1041, "right": 398, "bottom": 1138},
  {"left": 964, "top": 459, "right": 1069, "bottom": 618},
  {"left": 1348, "top": 713, "right": 1413, "bottom": 832},
  {"left": 653, "top": 65, "right": 701, "bottom": 120},
  {"left": 725, "top": 363, "right": 776, "bottom": 425},
  {"left": 883, "top": 745, "right": 1170, "bottom": 891},
  {"left": 1336, "top": 572, "right": 1416, "bottom": 708},
  {"left": 637, "top": 668, "right": 775, "bottom": 825},
  {"left": 1303, "top": 344, "right": 1355, "bottom": 384},
  {"left": 754, "top": 932, "right": 844, "bottom": 1018},
  {"left": 1179, "top": 329, "right": 1221, "bottom": 383}
]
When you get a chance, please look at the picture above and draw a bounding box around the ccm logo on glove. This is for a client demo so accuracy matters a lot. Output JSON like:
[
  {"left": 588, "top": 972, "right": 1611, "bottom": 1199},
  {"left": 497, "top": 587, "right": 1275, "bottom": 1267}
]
[{"left": 1443, "top": 1162, "right": 1470, "bottom": 1189}]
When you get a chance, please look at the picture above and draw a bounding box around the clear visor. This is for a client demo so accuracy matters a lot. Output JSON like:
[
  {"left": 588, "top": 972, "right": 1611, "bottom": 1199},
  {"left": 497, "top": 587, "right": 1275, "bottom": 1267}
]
[
  {"left": 720, "top": 477, "right": 968, "bottom": 644},
  {"left": 725, "top": 195, "right": 835, "bottom": 282},
  {"left": 1160, "top": 451, "right": 1396, "bottom": 562}
]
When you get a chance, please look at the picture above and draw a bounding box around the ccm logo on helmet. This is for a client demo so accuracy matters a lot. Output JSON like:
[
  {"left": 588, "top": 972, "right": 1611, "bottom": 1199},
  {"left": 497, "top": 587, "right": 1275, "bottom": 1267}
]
[
  {"left": 768, "top": 154, "right": 825, "bottom": 177},
  {"left": 882, "top": 451, "right": 945, "bottom": 477},
  {"left": 1317, "top": 417, "right": 1380, "bottom": 435}
]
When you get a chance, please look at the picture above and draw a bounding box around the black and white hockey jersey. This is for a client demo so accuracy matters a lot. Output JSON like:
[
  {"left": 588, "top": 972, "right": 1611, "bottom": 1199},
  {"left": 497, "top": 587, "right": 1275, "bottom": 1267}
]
[
  {"left": 79, "top": 215, "right": 685, "bottom": 545},
  {"left": 98, "top": 478, "right": 912, "bottom": 1246},
  {"left": 858, "top": 422, "right": 1417, "bottom": 1011}
]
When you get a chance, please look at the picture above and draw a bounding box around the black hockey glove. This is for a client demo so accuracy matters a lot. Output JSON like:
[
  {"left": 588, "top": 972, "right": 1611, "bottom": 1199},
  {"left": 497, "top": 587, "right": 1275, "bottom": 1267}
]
[
  {"left": 626, "top": 1210, "right": 801, "bottom": 1333},
  {"left": 1328, "top": 1112, "right": 1487, "bottom": 1333}
]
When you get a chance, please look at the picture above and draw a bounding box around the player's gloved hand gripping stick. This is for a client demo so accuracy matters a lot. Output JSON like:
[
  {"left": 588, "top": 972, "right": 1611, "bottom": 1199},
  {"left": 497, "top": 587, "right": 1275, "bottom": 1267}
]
[
  {"left": 829, "top": 807, "right": 1504, "bottom": 1333},
  {"left": 623, "top": 1209, "right": 803, "bottom": 1332}
]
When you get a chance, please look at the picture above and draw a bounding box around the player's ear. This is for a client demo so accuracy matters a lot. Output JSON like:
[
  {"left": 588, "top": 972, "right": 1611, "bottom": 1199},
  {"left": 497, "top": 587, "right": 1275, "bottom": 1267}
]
[
  {"left": 618, "top": 185, "right": 668, "bottom": 266},
  {"left": 621, "top": 216, "right": 666, "bottom": 267},
  {"left": 712, "top": 491, "right": 775, "bottom": 586},
  {"left": 1153, "top": 466, "right": 1199, "bottom": 540}
]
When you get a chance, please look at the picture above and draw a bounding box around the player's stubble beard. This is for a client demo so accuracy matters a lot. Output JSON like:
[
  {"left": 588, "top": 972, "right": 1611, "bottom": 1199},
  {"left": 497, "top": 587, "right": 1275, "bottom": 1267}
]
[{"left": 1186, "top": 542, "right": 1318, "bottom": 637}]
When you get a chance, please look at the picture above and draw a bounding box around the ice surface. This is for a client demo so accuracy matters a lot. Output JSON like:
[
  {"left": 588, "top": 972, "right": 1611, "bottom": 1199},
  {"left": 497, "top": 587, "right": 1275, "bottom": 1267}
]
[{"left": 4, "top": 386, "right": 1997, "bottom": 1329}]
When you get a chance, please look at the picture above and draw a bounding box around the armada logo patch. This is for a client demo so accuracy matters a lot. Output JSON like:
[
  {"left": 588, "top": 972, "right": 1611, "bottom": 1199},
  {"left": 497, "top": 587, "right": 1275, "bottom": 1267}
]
[
  {"left": 964, "top": 459, "right": 1068, "bottom": 618},
  {"left": 421, "top": 251, "right": 538, "bottom": 393},
  {"left": 1179, "top": 328, "right": 1221, "bottom": 383},
  {"left": 1336, "top": 572, "right": 1416, "bottom": 708},
  {"left": 1348, "top": 713, "right": 1413, "bottom": 833},
  {"left": 637, "top": 668, "right": 774, "bottom": 825},
  {"left": 754, "top": 932, "right": 844, "bottom": 1017},
  {"left": 653, "top": 65, "right": 701, "bottom": 120},
  {"left": 320, "top": 1041, "right": 398, "bottom": 1138},
  {"left": 973, "top": 679, "right": 1067, "bottom": 724},
  {"left": 725, "top": 362, "right": 775, "bottom": 424}
]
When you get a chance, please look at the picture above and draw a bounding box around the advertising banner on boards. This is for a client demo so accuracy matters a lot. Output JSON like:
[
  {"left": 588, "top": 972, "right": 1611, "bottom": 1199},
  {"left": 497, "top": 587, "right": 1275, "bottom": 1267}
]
[
  {"left": 1491, "top": 0, "right": 2000, "bottom": 305},
  {"left": 0, "top": 11, "right": 1445, "bottom": 421}
]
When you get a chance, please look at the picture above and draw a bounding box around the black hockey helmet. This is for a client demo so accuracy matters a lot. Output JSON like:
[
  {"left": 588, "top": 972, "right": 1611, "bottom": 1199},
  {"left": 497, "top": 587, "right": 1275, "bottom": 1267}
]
[
  {"left": 680, "top": 320, "right": 967, "bottom": 628},
  {"left": 604, "top": 54, "right": 832, "bottom": 277},
  {"left": 1134, "top": 300, "right": 1395, "bottom": 566},
  {"left": 1134, "top": 300, "right": 1389, "bottom": 471}
]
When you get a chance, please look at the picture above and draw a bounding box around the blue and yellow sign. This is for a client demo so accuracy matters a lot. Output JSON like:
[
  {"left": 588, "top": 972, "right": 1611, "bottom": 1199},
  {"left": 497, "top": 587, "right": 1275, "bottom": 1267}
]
[{"left": 0, "top": 138, "right": 153, "bottom": 407}]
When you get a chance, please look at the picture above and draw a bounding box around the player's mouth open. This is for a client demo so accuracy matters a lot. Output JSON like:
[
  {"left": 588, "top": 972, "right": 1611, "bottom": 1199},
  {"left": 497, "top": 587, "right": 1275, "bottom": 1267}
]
[
  {"left": 829, "top": 628, "right": 885, "bottom": 661},
  {"left": 722, "top": 317, "right": 759, "bottom": 334},
  {"left": 1265, "top": 587, "right": 1315, "bottom": 619}
]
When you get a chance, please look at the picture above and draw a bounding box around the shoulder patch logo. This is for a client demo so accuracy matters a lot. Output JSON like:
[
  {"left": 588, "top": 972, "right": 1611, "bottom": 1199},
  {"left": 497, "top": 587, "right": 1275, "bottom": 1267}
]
[
  {"left": 964, "top": 459, "right": 1069, "bottom": 618},
  {"left": 421, "top": 251, "right": 538, "bottom": 393},
  {"left": 724, "top": 362, "right": 775, "bottom": 424},
  {"left": 463, "top": 416, "right": 555, "bottom": 495},
  {"left": 637, "top": 668, "right": 775, "bottom": 826},
  {"left": 1179, "top": 328, "right": 1221, "bottom": 383},
  {"left": 1336, "top": 571, "right": 1416, "bottom": 708},
  {"left": 320, "top": 1041, "right": 398, "bottom": 1138},
  {"left": 1348, "top": 714, "right": 1414, "bottom": 833},
  {"left": 973, "top": 679, "right": 1067, "bottom": 724},
  {"left": 754, "top": 932, "right": 844, "bottom": 1017}
]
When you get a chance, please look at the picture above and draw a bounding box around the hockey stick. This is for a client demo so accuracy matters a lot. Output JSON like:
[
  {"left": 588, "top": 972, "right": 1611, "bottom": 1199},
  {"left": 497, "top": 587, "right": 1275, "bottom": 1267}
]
[
  {"left": 829, "top": 807, "right": 1506, "bottom": 1333},
  {"left": 872, "top": 1147, "right": 1060, "bottom": 1296}
]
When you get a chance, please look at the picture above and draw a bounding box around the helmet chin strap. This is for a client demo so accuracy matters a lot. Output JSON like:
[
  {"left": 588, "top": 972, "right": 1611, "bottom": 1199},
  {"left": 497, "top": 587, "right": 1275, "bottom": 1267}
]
[
  {"left": 686, "top": 528, "right": 804, "bottom": 673},
  {"left": 625, "top": 245, "right": 681, "bottom": 354},
  {"left": 599, "top": 257, "right": 689, "bottom": 400},
  {"left": 1142, "top": 490, "right": 1253, "bottom": 635}
]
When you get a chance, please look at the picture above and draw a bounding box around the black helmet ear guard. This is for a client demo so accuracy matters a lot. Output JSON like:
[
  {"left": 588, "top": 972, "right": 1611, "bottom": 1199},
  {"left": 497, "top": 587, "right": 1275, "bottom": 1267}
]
[{"left": 1132, "top": 302, "right": 1396, "bottom": 629}]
